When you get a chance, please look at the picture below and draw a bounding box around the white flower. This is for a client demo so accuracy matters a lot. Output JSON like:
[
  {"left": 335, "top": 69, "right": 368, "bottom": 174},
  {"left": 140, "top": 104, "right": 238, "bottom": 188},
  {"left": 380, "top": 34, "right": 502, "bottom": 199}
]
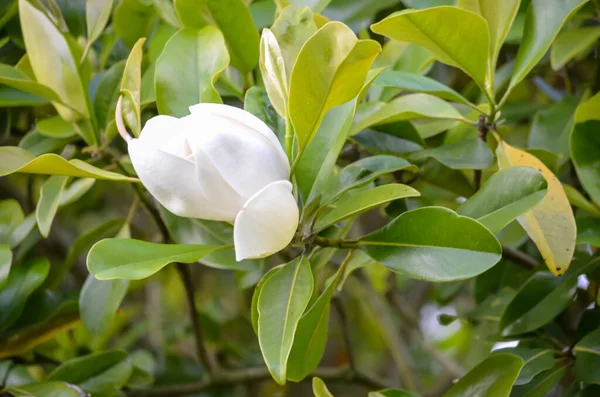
[{"left": 127, "top": 103, "right": 299, "bottom": 261}]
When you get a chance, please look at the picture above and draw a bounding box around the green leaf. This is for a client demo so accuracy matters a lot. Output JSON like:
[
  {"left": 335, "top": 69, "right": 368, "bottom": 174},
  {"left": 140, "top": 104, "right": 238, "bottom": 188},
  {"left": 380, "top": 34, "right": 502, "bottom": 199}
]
[
  {"left": 577, "top": 216, "right": 600, "bottom": 246},
  {"left": 457, "top": 167, "right": 548, "bottom": 233},
  {"left": 18, "top": 0, "right": 90, "bottom": 122},
  {"left": 87, "top": 238, "right": 226, "bottom": 280},
  {"left": 0, "top": 146, "right": 138, "bottom": 182},
  {"left": 36, "top": 116, "right": 76, "bottom": 139},
  {"left": 0, "top": 64, "right": 66, "bottom": 107},
  {"left": 270, "top": 5, "right": 317, "bottom": 79},
  {"left": 113, "top": 0, "right": 156, "bottom": 48},
  {"left": 496, "top": 139, "right": 576, "bottom": 276},
  {"left": 155, "top": 27, "right": 229, "bottom": 117},
  {"left": 571, "top": 120, "right": 600, "bottom": 206},
  {"left": 79, "top": 276, "right": 129, "bottom": 335},
  {"left": 48, "top": 351, "right": 132, "bottom": 394},
  {"left": 337, "top": 155, "right": 418, "bottom": 194},
  {"left": 251, "top": 266, "right": 282, "bottom": 335},
  {"left": 120, "top": 38, "right": 145, "bottom": 137},
  {"left": 458, "top": 0, "right": 520, "bottom": 88},
  {"left": 296, "top": 68, "right": 384, "bottom": 204},
  {"left": 0, "top": 245, "right": 11, "bottom": 288},
  {"left": 353, "top": 126, "right": 424, "bottom": 156},
  {"left": 551, "top": 27, "right": 600, "bottom": 71},
  {"left": 35, "top": 175, "right": 69, "bottom": 238},
  {"left": 0, "top": 85, "right": 49, "bottom": 107},
  {"left": 409, "top": 139, "right": 493, "bottom": 170},
  {"left": 9, "top": 382, "right": 83, "bottom": 397},
  {"left": 314, "top": 184, "right": 420, "bottom": 232},
  {"left": 0, "top": 199, "right": 24, "bottom": 245},
  {"left": 360, "top": 207, "right": 502, "bottom": 281},
  {"left": 444, "top": 353, "right": 524, "bottom": 397},
  {"left": 494, "top": 348, "right": 554, "bottom": 385},
  {"left": 564, "top": 184, "right": 600, "bottom": 217},
  {"left": 0, "top": 258, "right": 50, "bottom": 332},
  {"left": 259, "top": 28, "right": 288, "bottom": 118},
  {"left": 507, "top": 0, "right": 589, "bottom": 92},
  {"left": 500, "top": 259, "right": 599, "bottom": 336},
  {"left": 175, "top": 0, "right": 259, "bottom": 73},
  {"left": 574, "top": 326, "right": 600, "bottom": 383},
  {"left": 371, "top": 6, "right": 490, "bottom": 91},
  {"left": 257, "top": 257, "right": 313, "bottom": 385},
  {"left": 93, "top": 60, "right": 126, "bottom": 130},
  {"left": 575, "top": 91, "right": 600, "bottom": 123},
  {"left": 58, "top": 178, "right": 95, "bottom": 207},
  {"left": 288, "top": 22, "right": 380, "bottom": 151},
  {"left": 528, "top": 95, "right": 580, "bottom": 164},
  {"left": 369, "top": 390, "right": 419, "bottom": 397},
  {"left": 351, "top": 94, "right": 467, "bottom": 135},
  {"left": 374, "top": 70, "right": 475, "bottom": 109},
  {"left": 312, "top": 377, "right": 334, "bottom": 397},
  {"left": 287, "top": 262, "right": 345, "bottom": 381},
  {"left": 511, "top": 364, "right": 567, "bottom": 397},
  {"left": 86, "top": 0, "right": 114, "bottom": 48}
]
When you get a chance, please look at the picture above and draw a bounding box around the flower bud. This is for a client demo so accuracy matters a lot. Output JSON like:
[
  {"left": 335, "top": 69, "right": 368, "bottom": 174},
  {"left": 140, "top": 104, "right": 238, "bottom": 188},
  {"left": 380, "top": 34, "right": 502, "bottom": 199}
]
[{"left": 128, "top": 104, "right": 298, "bottom": 260}]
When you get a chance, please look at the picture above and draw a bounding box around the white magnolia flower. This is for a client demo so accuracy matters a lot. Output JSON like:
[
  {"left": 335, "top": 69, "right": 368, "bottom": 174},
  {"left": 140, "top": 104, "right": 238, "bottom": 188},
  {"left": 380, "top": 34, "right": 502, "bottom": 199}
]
[{"left": 126, "top": 103, "right": 299, "bottom": 261}]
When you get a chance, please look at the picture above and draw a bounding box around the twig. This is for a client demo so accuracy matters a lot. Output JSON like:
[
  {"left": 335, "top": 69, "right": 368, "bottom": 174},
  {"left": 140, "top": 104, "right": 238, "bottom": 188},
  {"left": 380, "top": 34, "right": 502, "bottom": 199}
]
[
  {"left": 502, "top": 246, "right": 538, "bottom": 269},
  {"left": 176, "top": 262, "right": 218, "bottom": 376},
  {"left": 332, "top": 297, "right": 356, "bottom": 372},
  {"left": 126, "top": 366, "right": 389, "bottom": 397}
]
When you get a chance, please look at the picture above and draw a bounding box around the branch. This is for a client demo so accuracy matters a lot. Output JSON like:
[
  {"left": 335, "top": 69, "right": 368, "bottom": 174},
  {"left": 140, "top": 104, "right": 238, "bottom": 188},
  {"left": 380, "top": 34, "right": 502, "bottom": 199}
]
[
  {"left": 502, "top": 246, "right": 538, "bottom": 269},
  {"left": 127, "top": 366, "right": 390, "bottom": 397}
]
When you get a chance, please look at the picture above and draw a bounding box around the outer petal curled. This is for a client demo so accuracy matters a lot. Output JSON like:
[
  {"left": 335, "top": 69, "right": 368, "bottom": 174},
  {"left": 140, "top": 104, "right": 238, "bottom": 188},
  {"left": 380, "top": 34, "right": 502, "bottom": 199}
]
[
  {"left": 128, "top": 139, "right": 236, "bottom": 221},
  {"left": 234, "top": 180, "right": 299, "bottom": 260}
]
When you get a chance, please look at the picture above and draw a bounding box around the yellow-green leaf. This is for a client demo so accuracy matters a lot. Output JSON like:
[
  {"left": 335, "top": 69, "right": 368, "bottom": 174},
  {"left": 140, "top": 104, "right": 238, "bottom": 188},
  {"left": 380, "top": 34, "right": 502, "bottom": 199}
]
[
  {"left": 496, "top": 139, "right": 576, "bottom": 275},
  {"left": 120, "top": 38, "right": 145, "bottom": 137}
]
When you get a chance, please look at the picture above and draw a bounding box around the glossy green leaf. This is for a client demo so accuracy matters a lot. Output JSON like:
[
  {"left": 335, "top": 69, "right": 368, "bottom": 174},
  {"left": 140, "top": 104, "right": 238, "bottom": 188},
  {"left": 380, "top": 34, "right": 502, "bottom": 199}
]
[
  {"left": 58, "top": 178, "right": 95, "bottom": 207},
  {"left": 575, "top": 91, "right": 600, "bottom": 123},
  {"left": 48, "top": 351, "right": 132, "bottom": 394},
  {"left": 496, "top": 139, "right": 576, "bottom": 276},
  {"left": 0, "top": 199, "right": 24, "bottom": 245},
  {"left": 564, "top": 184, "right": 600, "bottom": 216},
  {"left": 500, "top": 259, "right": 599, "bottom": 336},
  {"left": 271, "top": 6, "right": 318, "bottom": 79},
  {"left": 257, "top": 257, "right": 313, "bottom": 385},
  {"left": 156, "top": 27, "right": 229, "bottom": 117},
  {"left": 175, "top": 0, "right": 259, "bottom": 73},
  {"left": 0, "top": 258, "right": 49, "bottom": 331},
  {"left": 296, "top": 69, "right": 384, "bottom": 203},
  {"left": 251, "top": 265, "right": 282, "bottom": 335},
  {"left": 314, "top": 184, "right": 420, "bottom": 232},
  {"left": 410, "top": 139, "right": 493, "bottom": 170},
  {"left": 495, "top": 348, "right": 554, "bottom": 385},
  {"left": 508, "top": 0, "right": 589, "bottom": 92},
  {"left": 313, "top": 377, "right": 334, "bottom": 397},
  {"left": 371, "top": 6, "right": 490, "bottom": 91},
  {"left": 9, "top": 382, "right": 83, "bottom": 397},
  {"left": 113, "top": 0, "right": 156, "bottom": 48},
  {"left": 86, "top": 0, "right": 114, "bottom": 47},
  {"left": 259, "top": 28, "right": 288, "bottom": 118},
  {"left": 79, "top": 275, "right": 129, "bottom": 335},
  {"left": 94, "top": 60, "right": 126, "bottom": 130},
  {"left": 19, "top": 0, "right": 89, "bottom": 122},
  {"left": 551, "top": 27, "right": 600, "bottom": 71},
  {"left": 574, "top": 327, "right": 600, "bottom": 383},
  {"left": 374, "top": 70, "right": 475, "bottom": 108},
  {"left": 0, "top": 146, "right": 138, "bottom": 182},
  {"left": 369, "top": 390, "right": 419, "bottom": 397},
  {"left": 0, "top": 85, "right": 48, "bottom": 107},
  {"left": 35, "top": 175, "right": 69, "bottom": 238},
  {"left": 511, "top": 364, "right": 566, "bottom": 397},
  {"left": 0, "top": 245, "right": 11, "bottom": 287},
  {"left": 288, "top": 22, "right": 380, "bottom": 151},
  {"left": 0, "top": 64, "right": 65, "bottom": 106},
  {"left": 337, "top": 155, "right": 418, "bottom": 194},
  {"left": 577, "top": 216, "right": 600, "bottom": 246},
  {"left": 351, "top": 94, "right": 466, "bottom": 135},
  {"left": 36, "top": 116, "right": 76, "bottom": 139},
  {"left": 87, "top": 238, "right": 226, "bottom": 280},
  {"left": 353, "top": 127, "right": 423, "bottom": 156},
  {"left": 444, "top": 353, "right": 524, "bottom": 397},
  {"left": 287, "top": 263, "right": 345, "bottom": 381},
  {"left": 571, "top": 120, "right": 600, "bottom": 205},
  {"left": 360, "top": 207, "right": 502, "bottom": 281},
  {"left": 120, "top": 38, "right": 145, "bottom": 137},
  {"left": 458, "top": 167, "right": 548, "bottom": 233},
  {"left": 528, "top": 95, "right": 579, "bottom": 163}
]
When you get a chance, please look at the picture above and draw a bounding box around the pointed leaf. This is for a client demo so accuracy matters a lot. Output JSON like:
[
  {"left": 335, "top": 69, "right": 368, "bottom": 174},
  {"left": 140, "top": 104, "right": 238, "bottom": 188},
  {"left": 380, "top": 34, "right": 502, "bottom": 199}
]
[
  {"left": 575, "top": 91, "right": 600, "bottom": 123},
  {"left": 571, "top": 120, "right": 600, "bottom": 205},
  {"left": 35, "top": 175, "right": 69, "bottom": 238},
  {"left": 409, "top": 139, "right": 493, "bottom": 170},
  {"left": 574, "top": 327, "right": 600, "bottom": 383},
  {"left": 313, "top": 377, "right": 334, "bottom": 397},
  {"left": 86, "top": 0, "right": 115, "bottom": 46},
  {"left": 360, "top": 207, "right": 502, "bottom": 281},
  {"left": 551, "top": 27, "right": 600, "bottom": 71},
  {"left": 494, "top": 348, "right": 554, "bottom": 385},
  {"left": 259, "top": 28, "right": 287, "bottom": 118},
  {"left": 79, "top": 275, "right": 129, "bottom": 335},
  {"left": 120, "top": 38, "right": 145, "bottom": 137},
  {"left": 0, "top": 64, "right": 65, "bottom": 106},
  {"left": 87, "top": 238, "right": 226, "bottom": 280}
]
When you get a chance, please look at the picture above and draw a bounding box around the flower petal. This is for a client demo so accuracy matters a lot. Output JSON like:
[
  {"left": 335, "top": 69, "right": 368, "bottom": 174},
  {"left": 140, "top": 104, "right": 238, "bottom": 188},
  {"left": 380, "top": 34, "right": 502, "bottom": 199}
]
[
  {"left": 128, "top": 139, "right": 237, "bottom": 221},
  {"left": 139, "top": 115, "right": 191, "bottom": 158},
  {"left": 188, "top": 103, "right": 289, "bottom": 168},
  {"left": 186, "top": 113, "right": 289, "bottom": 201},
  {"left": 234, "top": 180, "right": 298, "bottom": 260}
]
